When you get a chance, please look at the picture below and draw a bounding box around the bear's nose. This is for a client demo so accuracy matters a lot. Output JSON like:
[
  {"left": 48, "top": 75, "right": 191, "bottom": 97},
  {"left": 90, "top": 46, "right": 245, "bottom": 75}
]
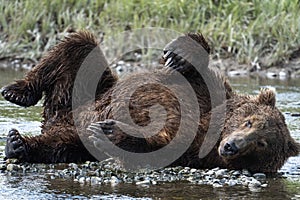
[{"left": 222, "top": 141, "right": 239, "bottom": 156}]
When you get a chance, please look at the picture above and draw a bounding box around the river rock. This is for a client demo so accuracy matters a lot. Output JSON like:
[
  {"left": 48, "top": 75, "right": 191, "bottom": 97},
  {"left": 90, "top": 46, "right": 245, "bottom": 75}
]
[
  {"left": 215, "top": 169, "right": 227, "bottom": 178},
  {"left": 227, "top": 179, "right": 238, "bottom": 186},
  {"left": 248, "top": 178, "right": 261, "bottom": 188},
  {"left": 6, "top": 164, "right": 20, "bottom": 171},
  {"left": 253, "top": 173, "right": 266, "bottom": 181},
  {"left": 242, "top": 169, "right": 251, "bottom": 176}
]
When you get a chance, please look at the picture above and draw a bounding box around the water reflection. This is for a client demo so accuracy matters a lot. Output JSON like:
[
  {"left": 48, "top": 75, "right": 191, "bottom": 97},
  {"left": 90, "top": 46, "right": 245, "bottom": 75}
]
[
  {"left": 0, "top": 173, "right": 299, "bottom": 199},
  {"left": 0, "top": 173, "right": 151, "bottom": 199}
]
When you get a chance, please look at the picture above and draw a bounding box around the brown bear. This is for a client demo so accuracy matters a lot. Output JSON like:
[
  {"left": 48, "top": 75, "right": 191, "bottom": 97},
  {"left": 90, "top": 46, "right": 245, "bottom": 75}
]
[{"left": 2, "top": 30, "right": 299, "bottom": 173}]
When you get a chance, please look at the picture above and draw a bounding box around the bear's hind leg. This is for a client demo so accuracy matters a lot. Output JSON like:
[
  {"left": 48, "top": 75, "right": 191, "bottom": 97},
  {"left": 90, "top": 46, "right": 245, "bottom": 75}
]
[
  {"left": 5, "top": 129, "right": 28, "bottom": 160},
  {"left": 2, "top": 31, "right": 117, "bottom": 109},
  {"left": 162, "top": 33, "right": 210, "bottom": 73},
  {"left": 5, "top": 127, "right": 96, "bottom": 163},
  {"left": 162, "top": 33, "right": 233, "bottom": 102}
]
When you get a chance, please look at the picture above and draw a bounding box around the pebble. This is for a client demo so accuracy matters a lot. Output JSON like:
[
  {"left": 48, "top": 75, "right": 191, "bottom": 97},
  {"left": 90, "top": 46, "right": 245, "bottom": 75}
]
[
  {"left": 253, "top": 173, "right": 266, "bottom": 181},
  {"left": 205, "top": 170, "right": 215, "bottom": 176},
  {"left": 242, "top": 169, "right": 251, "bottom": 176},
  {"left": 248, "top": 178, "right": 261, "bottom": 188},
  {"left": 227, "top": 179, "right": 238, "bottom": 186},
  {"left": 227, "top": 70, "right": 248, "bottom": 77},
  {"left": 0, "top": 164, "right": 7, "bottom": 171},
  {"left": 78, "top": 177, "right": 86, "bottom": 184},
  {"left": 261, "top": 183, "right": 268, "bottom": 188},
  {"left": 136, "top": 179, "right": 151, "bottom": 185},
  {"left": 0, "top": 159, "right": 272, "bottom": 190},
  {"left": 6, "top": 164, "right": 20, "bottom": 171},
  {"left": 190, "top": 168, "right": 197, "bottom": 173},
  {"left": 232, "top": 170, "right": 241, "bottom": 176},
  {"left": 90, "top": 176, "right": 101, "bottom": 185},
  {"left": 215, "top": 169, "right": 227, "bottom": 178},
  {"left": 212, "top": 183, "right": 223, "bottom": 188},
  {"left": 110, "top": 176, "right": 120, "bottom": 185}
]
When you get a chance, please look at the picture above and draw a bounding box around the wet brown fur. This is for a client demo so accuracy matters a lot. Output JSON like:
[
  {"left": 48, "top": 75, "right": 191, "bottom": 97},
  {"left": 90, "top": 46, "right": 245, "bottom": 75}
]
[{"left": 2, "top": 31, "right": 299, "bottom": 173}]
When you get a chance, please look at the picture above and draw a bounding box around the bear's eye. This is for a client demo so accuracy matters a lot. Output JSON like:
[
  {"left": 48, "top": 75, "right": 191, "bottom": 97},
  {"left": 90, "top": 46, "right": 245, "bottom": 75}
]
[{"left": 245, "top": 120, "right": 252, "bottom": 128}]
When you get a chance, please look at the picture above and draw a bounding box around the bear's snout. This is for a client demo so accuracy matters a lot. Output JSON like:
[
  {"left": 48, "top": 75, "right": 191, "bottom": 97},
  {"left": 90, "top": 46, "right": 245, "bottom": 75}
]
[
  {"left": 219, "top": 136, "right": 248, "bottom": 159},
  {"left": 220, "top": 141, "right": 239, "bottom": 156}
]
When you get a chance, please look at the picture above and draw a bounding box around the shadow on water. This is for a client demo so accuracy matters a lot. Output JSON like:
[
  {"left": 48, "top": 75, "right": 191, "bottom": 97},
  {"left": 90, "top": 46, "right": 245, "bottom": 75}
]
[{"left": 0, "top": 68, "right": 299, "bottom": 199}]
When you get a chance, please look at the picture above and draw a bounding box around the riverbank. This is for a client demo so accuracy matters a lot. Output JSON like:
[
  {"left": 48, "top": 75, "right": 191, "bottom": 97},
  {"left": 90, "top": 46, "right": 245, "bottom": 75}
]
[
  {"left": 1, "top": 0, "right": 300, "bottom": 73},
  {"left": 1, "top": 52, "right": 300, "bottom": 80}
]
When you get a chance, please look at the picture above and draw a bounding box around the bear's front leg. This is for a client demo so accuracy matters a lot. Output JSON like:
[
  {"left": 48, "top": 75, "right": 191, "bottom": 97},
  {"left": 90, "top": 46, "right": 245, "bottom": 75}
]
[
  {"left": 87, "top": 119, "right": 188, "bottom": 170},
  {"left": 87, "top": 119, "right": 150, "bottom": 155},
  {"left": 1, "top": 79, "right": 42, "bottom": 107}
]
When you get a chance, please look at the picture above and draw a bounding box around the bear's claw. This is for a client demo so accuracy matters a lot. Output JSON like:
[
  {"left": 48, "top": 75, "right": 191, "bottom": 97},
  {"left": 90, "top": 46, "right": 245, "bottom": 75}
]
[
  {"left": 87, "top": 119, "right": 116, "bottom": 135},
  {"left": 1, "top": 82, "right": 41, "bottom": 107},
  {"left": 5, "top": 129, "right": 26, "bottom": 159},
  {"left": 163, "top": 50, "right": 188, "bottom": 72},
  {"left": 87, "top": 120, "right": 120, "bottom": 157}
]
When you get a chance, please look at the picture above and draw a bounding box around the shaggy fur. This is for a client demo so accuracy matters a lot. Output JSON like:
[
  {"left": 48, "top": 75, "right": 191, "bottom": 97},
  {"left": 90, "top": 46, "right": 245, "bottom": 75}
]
[{"left": 2, "top": 31, "right": 299, "bottom": 173}]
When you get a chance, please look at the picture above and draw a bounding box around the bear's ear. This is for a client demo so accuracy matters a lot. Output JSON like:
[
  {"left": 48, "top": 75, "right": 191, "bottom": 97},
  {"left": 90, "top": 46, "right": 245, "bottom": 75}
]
[{"left": 257, "top": 88, "right": 276, "bottom": 107}]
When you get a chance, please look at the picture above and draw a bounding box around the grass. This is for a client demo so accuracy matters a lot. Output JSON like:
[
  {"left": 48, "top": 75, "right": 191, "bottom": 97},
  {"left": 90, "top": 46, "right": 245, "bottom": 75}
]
[{"left": 0, "top": 0, "right": 300, "bottom": 68}]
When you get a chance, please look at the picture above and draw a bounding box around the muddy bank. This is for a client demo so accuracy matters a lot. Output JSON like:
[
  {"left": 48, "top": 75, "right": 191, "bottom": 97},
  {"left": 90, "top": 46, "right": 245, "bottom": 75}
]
[{"left": 209, "top": 57, "right": 300, "bottom": 79}]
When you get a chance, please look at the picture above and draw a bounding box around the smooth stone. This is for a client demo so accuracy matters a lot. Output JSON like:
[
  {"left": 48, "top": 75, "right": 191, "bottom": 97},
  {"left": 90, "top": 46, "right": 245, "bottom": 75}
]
[
  {"left": 261, "top": 183, "right": 268, "bottom": 188},
  {"left": 0, "top": 164, "right": 7, "bottom": 170},
  {"left": 253, "top": 173, "right": 266, "bottom": 181},
  {"left": 227, "top": 179, "right": 237, "bottom": 186},
  {"left": 212, "top": 183, "right": 223, "bottom": 188},
  {"left": 215, "top": 169, "right": 227, "bottom": 178},
  {"left": 78, "top": 177, "right": 85, "bottom": 184},
  {"left": 232, "top": 171, "right": 241, "bottom": 176},
  {"left": 227, "top": 70, "right": 248, "bottom": 77},
  {"left": 136, "top": 180, "right": 151, "bottom": 185},
  {"left": 266, "top": 71, "right": 278, "bottom": 78},
  {"left": 242, "top": 169, "right": 251, "bottom": 176},
  {"left": 91, "top": 176, "right": 101, "bottom": 185},
  {"left": 248, "top": 179, "right": 261, "bottom": 188},
  {"left": 6, "top": 164, "right": 20, "bottom": 171},
  {"left": 68, "top": 163, "right": 78, "bottom": 169},
  {"left": 205, "top": 170, "right": 215, "bottom": 176}
]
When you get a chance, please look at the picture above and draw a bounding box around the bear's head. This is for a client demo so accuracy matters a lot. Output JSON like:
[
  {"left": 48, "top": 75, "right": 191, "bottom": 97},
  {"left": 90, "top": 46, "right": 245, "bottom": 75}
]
[{"left": 218, "top": 88, "right": 300, "bottom": 173}]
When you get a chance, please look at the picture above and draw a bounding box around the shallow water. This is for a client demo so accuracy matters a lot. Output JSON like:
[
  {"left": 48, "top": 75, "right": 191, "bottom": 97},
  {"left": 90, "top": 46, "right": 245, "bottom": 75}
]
[{"left": 0, "top": 69, "right": 299, "bottom": 199}]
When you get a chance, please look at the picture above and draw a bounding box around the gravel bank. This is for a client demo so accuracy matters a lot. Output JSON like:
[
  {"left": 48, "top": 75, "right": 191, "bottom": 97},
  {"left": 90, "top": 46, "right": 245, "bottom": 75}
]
[{"left": 0, "top": 158, "right": 273, "bottom": 192}]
